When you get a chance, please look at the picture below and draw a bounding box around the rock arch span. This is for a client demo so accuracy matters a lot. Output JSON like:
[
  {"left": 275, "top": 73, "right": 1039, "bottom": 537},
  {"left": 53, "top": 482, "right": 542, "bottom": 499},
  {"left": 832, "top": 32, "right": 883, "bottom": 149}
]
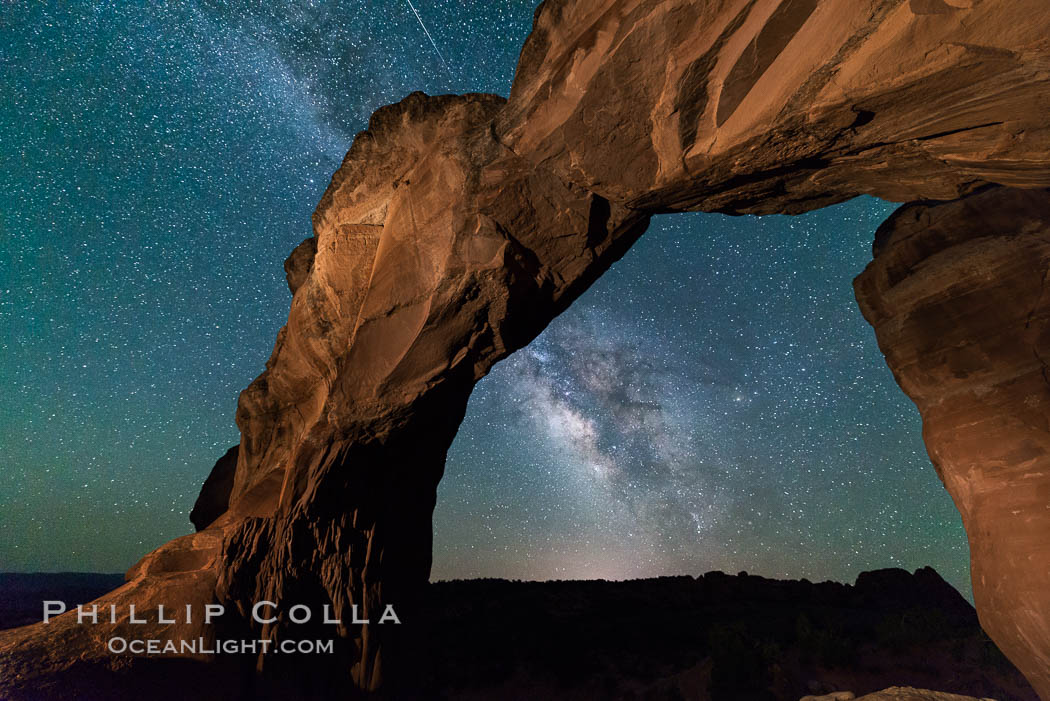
[{"left": 3, "top": 0, "right": 1050, "bottom": 697}]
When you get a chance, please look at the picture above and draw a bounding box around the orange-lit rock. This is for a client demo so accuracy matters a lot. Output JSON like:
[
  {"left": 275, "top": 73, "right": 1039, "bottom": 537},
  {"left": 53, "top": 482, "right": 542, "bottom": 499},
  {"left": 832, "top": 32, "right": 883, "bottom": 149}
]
[
  {"left": 4, "top": 0, "right": 1050, "bottom": 697},
  {"left": 499, "top": 0, "right": 1050, "bottom": 214},
  {"left": 855, "top": 186, "right": 1050, "bottom": 699},
  {"left": 204, "top": 91, "right": 651, "bottom": 692}
]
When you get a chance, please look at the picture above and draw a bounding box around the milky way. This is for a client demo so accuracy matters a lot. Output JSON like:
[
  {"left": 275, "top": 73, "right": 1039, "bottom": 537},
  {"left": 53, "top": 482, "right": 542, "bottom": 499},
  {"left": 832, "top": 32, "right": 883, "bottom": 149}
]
[
  {"left": 433, "top": 207, "right": 968, "bottom": 590},
  {"left": 1, "top": 1, "right": 969, "bottom": 596}
]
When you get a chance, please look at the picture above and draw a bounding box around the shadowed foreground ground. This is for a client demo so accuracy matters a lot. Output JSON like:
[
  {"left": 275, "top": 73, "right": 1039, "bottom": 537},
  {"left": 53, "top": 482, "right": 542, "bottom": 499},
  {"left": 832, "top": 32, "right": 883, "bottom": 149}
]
[{"left": 0, "top": 568, "right": 1035, "bottom": 701}]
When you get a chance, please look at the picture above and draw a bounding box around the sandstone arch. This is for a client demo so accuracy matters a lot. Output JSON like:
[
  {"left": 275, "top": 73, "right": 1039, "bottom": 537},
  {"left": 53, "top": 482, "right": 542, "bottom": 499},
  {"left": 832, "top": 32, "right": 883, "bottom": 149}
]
[{"left": 3, "top": 0, "right": 1050, "bottom": 698}]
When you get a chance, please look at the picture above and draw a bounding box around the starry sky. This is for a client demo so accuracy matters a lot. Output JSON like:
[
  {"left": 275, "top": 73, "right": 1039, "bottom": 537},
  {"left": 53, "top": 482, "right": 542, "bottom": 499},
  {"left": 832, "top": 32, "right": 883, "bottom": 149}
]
[{"left": 1, "top": 1, "right": 969, "bottom": 596}]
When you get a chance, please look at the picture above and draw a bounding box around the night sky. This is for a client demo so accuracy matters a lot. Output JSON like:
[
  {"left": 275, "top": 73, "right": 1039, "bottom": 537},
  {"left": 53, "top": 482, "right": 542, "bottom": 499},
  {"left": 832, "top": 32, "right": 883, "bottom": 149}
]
[{"left": 1, "top": 2, "right": 969, "bottom": 595}]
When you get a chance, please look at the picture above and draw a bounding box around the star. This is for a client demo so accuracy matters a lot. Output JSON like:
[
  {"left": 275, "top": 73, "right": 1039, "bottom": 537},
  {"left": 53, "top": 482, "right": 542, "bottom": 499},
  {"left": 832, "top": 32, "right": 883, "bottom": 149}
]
[{"left": 4, "top": 1, "right": 970, "bottom": 600}]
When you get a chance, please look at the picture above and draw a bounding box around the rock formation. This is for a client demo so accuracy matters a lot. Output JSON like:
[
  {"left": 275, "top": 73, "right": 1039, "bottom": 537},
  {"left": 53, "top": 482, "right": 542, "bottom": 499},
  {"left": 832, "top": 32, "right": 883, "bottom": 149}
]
[
  {"left": 212, "top": 90, "right": 650, "bottom": 691},
  {"left": 189, "top": 445, "right": 237, "bottom": 531},
  {"left": 1, "top": 569, "right": 1035, "bottom": 700},
  {"left": 855, "top": 186, "right": 1050, "bottom": 699},
  {"left": 410, "top": 568, "right": 1035, "bottom": 700},
  {"left": 805, "top": 689, "right": 1000, "bottom": 701},
  {"left": 855, "top": 689, "right": 999, "bottom": 701},
  {"left": 3, "top": 0, "right": 1050, "bottom": 698},
  {"left": 499, "top": 0, "right": 1050, "bottom": 214}
]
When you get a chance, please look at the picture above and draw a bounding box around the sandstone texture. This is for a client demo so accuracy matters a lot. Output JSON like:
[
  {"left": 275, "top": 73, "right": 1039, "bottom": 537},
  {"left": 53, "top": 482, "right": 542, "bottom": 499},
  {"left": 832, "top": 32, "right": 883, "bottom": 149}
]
[
  {"left": 210, "top": 91, "right": 649, "bottom": 692},
  {"left": 0, "top": 528, "right": 227, "bottom": 698},
  {"left": 805, "top": 689, "right": 1001, "bottom": 701},
  {"left": 804, "top": 689, "right": 1002, "bottom": 701},
  {"left": 855, "top": 186, "right": 1050, "bottom": 699},
  {"left": 499, "top": 0, "right": 1050, "bottom": 214},
  {"left": 1, "top": 91, "right": 649, "bottom": 695},
  {"left": 4, "top": 0, "right": 1050, "bottom": 698},
  {"left": 856, "top": 688, "right": 998, "bottom": 701}
]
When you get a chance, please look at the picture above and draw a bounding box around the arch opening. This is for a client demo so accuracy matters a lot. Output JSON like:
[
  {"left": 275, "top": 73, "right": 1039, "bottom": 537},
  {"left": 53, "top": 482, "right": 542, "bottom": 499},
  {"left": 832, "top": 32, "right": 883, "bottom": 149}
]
[{"left": 434, "top": 199, "right": 970, "bottom": 593}]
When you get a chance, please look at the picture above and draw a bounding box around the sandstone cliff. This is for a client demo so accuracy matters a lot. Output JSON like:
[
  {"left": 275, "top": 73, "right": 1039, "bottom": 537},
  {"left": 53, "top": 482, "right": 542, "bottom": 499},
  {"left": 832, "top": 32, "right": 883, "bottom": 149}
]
[{"left": 855, "top": 186, "right": 1050, "bottom": 698}]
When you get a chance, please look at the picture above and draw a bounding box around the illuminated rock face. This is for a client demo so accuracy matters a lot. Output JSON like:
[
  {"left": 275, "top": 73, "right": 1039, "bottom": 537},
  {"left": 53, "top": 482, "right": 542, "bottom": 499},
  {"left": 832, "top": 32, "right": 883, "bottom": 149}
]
[
  {"left": 499, "top": 0, "right": 1050, "bottom": 215},
  {"left": 212, "top": 91, "right": 650, "bottom": 691},
  {"left": 855, "top": 186, "right": 1050, "bottom": 699},
  {"left": 3, "top": 0, "right": 1050, "bottom": 698},
  {"left": 0, "top": 91, "right": 651, "bottom": 697}
]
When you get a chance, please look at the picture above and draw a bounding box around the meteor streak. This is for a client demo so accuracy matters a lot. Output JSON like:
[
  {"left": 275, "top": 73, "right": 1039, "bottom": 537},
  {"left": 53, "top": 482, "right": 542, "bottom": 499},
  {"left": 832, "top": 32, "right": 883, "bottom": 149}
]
[{"left": 404, "top": 0, "right": 453, "bottom": 77}]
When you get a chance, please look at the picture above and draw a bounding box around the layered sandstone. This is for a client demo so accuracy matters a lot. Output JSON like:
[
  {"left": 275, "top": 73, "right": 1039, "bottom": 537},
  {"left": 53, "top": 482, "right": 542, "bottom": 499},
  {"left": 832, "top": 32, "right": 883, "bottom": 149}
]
[
  {"left": 855, "top": 186, "right": 1050, "bottom": 698},
  {"left": 1, "top": 91, "right": 650, "bottom": 696},
  {"left": 211, "top": 91, "right": 651, "bottom": 692},
  {"left": 3, "top": 0, "right": 1050, "bottom": 698},
  {"left": 0, "top": 528, "right": 227, "bottom": 697},
  {"left": 499, "top": 0, "right": 1050, "bottom": 213}
]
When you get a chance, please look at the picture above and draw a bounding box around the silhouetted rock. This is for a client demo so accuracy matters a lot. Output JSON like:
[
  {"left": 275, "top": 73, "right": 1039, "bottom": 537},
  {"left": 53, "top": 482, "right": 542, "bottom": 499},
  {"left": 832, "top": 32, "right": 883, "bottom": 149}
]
[
  {"left": 0, "top": 573, "right": 124, "bottom": 632},
  {"left": 282, "top": 237, "right": 316, "bottom": 295},
  {"left": 411, "top": 569, "right": 1036, "bottom": 701},
  {"left": 0, "top": 569, "right": 1036, "bottom": 701},
  {"left": 189, "top": 445, "right": 238, "bottom": 531}
]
